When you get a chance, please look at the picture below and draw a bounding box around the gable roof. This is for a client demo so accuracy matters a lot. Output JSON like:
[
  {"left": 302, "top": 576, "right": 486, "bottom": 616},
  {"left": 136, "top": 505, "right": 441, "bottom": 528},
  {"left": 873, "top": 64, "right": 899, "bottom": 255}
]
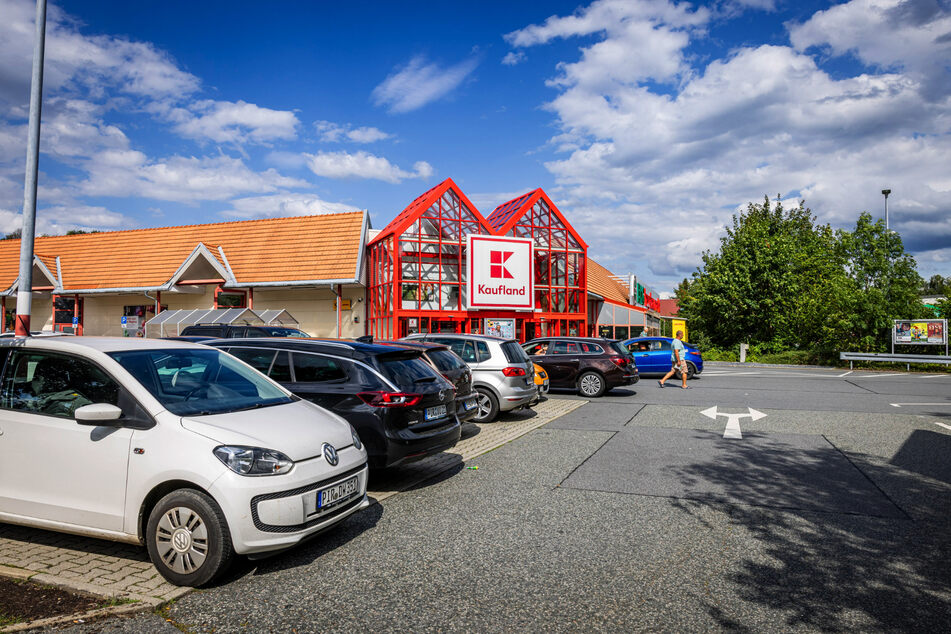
[
  {"left": 0, "top": 211, "right": 367, "bottom": 294},
  {"left": 368, "top": 177, "right": 492, "bottom": 245},
  {"left": 587, "top": 259, "right": 634, "bottom": 306},
  {"left": 486, "top": 188, "right": 588, "bottom": 249}
]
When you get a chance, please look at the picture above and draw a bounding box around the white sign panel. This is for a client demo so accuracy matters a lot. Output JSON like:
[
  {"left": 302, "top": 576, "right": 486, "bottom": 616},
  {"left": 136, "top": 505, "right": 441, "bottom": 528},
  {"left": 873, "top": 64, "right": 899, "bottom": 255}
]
[{"left": 466, "top": 235, "right": 534, "bottom": 310}]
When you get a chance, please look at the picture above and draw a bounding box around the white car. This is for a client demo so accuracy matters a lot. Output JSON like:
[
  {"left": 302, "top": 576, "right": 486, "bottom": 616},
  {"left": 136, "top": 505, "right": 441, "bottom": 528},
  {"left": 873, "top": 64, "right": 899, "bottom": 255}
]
[{"left": 0, "top": 337, "right": 369, "bottom": 586}]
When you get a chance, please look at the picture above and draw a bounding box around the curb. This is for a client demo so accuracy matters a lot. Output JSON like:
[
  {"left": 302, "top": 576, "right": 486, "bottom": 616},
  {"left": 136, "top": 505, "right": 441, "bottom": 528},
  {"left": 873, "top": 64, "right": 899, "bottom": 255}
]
[
  {"left": 0, "top": 564, "right": 188, "bottom": 632},
  {"left": 706, "top": 361, "right": 834, "bottom": 369}
]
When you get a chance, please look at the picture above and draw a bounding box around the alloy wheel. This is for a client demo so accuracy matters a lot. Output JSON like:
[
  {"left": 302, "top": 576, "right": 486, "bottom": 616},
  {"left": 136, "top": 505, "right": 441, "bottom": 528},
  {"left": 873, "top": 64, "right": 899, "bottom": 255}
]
[{"left": 580, "top": 374, "right": 603, "bottom": 396}]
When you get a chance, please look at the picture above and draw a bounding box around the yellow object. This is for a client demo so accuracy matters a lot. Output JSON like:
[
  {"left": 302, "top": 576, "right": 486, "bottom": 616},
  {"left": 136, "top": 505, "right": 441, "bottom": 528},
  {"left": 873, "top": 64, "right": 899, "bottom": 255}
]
[
  {"left": 672, "top": 319, "right": 687, "bottom": 342},
  {"left": 533, "top": 363, "right": 548, "bottom": 387}
]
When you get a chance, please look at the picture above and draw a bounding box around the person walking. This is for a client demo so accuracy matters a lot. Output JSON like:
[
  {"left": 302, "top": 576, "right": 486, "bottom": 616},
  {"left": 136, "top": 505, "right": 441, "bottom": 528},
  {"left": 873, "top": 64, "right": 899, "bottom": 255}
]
[{"left": 658, "top": 330, "right": 689, "bottom": 389}]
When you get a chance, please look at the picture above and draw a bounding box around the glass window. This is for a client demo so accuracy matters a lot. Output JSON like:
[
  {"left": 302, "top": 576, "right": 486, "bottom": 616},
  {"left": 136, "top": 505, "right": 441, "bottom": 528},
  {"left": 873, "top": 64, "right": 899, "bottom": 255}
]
[
  {"left": 443, "top": 339, "right": 477, "bottom": 363},
  {"left": 228, "top": 347, "right": 277, "bottom": 373},
  {"left": 580, "top": 343, "right": 604, "bottom": 354},
  {"left": 551, "top": 341, "right": 580, "bottom": 354},
  {"left": 426, "top": 349, "right": 467, "bottom": 372},
  {"left": 110, "top": 348, "right": 292, "bottom": 416},
  {"left": 501, "top": 341, "right": 529, "bottom": 363},
  {"left": 270, "top": 351, "right": 292, "bottom": 382},
  {"left": 292, "top": 353, "right": 348, "bottom": 382},
  {"left": 376, "top": 353, "right": 439, "bottom": 391},
  {"left": 476, "top": 341, "right": 490, "bottom": 362},
  {"left": 651, "top": 340, "right": 671, "bottom": 351},
  {"left": 0, "top": 351, "right": 120, "bottom": 419},
  {"left": 523, "top": 341, "right": 550, "bottom": 356}
]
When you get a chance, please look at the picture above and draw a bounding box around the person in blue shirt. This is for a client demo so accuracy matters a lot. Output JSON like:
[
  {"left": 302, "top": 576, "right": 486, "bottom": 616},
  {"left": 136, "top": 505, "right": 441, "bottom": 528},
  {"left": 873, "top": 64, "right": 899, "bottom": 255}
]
[{"left": 658, "top": 330, "right": 689, "bottom": 389}]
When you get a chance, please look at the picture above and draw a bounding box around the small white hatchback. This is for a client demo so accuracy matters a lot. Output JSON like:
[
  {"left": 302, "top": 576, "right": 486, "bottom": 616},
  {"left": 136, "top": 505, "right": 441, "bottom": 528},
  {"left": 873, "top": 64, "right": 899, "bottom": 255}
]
[{"left": 0, "top": 337, "right": 369, "bottom": 586}]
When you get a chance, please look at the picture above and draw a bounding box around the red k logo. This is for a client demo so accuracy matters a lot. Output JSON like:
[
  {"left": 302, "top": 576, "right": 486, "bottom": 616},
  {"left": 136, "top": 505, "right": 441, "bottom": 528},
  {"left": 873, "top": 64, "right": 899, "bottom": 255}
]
[{"left": 490, "top": 250, "right": 514, "bottom": 279}]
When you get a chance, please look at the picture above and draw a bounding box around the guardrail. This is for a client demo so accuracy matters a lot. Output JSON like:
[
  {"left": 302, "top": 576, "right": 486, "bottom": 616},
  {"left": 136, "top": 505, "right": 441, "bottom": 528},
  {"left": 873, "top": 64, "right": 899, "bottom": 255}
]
[{"left": 840, "top": 351, "right": 951, "bottom": 370}]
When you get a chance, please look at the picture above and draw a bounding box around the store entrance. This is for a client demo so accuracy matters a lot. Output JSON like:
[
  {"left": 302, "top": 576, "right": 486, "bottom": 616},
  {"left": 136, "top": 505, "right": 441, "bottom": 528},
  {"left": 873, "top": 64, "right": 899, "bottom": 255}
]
[{"left": 53, "top": 296, "right": 83, "bottom": 334}]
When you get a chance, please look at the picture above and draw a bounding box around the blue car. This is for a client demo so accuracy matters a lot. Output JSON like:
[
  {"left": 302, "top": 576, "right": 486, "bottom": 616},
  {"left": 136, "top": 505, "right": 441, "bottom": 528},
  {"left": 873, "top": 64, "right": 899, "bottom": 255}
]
[{"left": 621, "top": 337, "right": 703, "bottom": 379}]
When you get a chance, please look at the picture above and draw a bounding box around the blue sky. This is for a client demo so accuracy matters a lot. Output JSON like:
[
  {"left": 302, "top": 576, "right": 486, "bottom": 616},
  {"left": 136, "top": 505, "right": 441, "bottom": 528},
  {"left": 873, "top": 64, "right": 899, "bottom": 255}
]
[{"left": 1, "top": 0, "right": 949, "bottom": 294}]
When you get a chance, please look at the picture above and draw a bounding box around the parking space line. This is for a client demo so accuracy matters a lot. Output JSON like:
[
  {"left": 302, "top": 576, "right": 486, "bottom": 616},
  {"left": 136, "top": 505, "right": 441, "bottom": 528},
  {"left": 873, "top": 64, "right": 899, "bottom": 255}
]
[{"left": 934, "top": 422, "right": 951, "bottom": 431}]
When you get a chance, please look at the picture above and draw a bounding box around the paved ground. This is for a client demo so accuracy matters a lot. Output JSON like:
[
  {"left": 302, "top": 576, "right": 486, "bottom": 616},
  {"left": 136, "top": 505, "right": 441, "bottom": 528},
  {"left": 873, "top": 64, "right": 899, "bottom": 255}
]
[
  {"left": 0, "top": 398, "right": 583, "bottom": 630},
  {"left": 11, "top": 363, "right": 951, "bottom": 632}
]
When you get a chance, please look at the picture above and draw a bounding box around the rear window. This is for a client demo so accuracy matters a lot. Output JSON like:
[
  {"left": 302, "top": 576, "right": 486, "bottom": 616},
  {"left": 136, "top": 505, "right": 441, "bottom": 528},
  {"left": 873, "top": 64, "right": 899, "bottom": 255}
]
[
  {"left": 427, "top": 349, "right": 467, "bottom": 372},
  {"left": 377, "top": 353, "right": 439, "bottom": 391},
  {"left": 608, "top": 342, "right": 630, "bottom": 356},
  {"left": 501, "top": 341, "right": 529, "bottom": 363}
]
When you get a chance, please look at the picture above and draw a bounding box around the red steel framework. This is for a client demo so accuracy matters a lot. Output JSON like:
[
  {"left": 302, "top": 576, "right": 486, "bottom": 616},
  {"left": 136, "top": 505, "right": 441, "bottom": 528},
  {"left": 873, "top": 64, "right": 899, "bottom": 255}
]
[{"left": 367, "top": 179, "right": 589, "bottom": 342}]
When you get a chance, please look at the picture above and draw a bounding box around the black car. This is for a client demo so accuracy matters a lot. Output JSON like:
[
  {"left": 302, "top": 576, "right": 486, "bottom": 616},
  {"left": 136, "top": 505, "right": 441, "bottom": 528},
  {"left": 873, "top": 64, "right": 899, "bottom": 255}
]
[
  {"left": 377, "top": 340, "right": 479, "bottom": 423},
  {"left": 180, "top": 324, "right": 309, "bottom": 338},
  {"left": 207, "top": 338, "right": 461, "bottom": 469},
  {"left": 522, "top": 337, "right": 638, "bottom": 397}
]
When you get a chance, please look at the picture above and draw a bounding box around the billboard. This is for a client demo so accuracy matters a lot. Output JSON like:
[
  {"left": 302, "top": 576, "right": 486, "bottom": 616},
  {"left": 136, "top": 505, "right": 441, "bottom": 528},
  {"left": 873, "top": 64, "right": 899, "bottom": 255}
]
[
  {"left": 484, "top": 318, "right": 516, "bottom": 339},
  {"left": 672, "top": 319, "right": 687, "bottom": 342},
  {"left": 893, "top": 319, "right": 946, "bottom": 345},
  {"left": 466, "top": 235, "right": 534, "bottom": 310}
]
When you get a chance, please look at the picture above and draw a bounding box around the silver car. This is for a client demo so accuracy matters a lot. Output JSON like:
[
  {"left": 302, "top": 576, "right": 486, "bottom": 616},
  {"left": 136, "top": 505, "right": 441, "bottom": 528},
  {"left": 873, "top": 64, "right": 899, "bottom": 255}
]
[{"left": 403, "top": 334, "right": 535, "bottom": 423}]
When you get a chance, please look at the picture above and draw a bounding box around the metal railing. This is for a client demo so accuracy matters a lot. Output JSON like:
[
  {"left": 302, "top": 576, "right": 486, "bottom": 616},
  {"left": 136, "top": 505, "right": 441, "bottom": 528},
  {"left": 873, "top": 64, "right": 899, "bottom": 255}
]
[{"left": 840, "top": 351, "right": 951, "bottom": 370}]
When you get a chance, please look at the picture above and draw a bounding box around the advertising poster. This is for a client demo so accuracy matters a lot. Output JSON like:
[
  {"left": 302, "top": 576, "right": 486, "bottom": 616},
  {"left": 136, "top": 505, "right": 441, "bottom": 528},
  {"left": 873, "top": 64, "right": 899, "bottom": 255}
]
[
  {"left": 672, "top": 319, "right": 687, "bottom": 342},
  {"left": 466, "top": 235, "right": 534, "bottom": 310},
  {"left": 484, "top": 318, "right": 515, "bottom": 340},
  {"left": 893, "top": 319, "right": 946, "bottom": 345}
]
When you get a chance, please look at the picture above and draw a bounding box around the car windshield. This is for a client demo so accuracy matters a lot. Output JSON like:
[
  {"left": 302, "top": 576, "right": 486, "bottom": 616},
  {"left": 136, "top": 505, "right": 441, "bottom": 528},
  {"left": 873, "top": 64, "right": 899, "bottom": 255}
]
[
  {"left": 260, "top": 327, "right": 309, "bottom": 337},
  {"left": 376, "top": 353, "right": 439, "bottom": 391},
  {"left": 427, "top": 349, "right": 467, "bottom": 373},
  {"left": 109, "top": 348, "right": 294, "bottom": 416}
]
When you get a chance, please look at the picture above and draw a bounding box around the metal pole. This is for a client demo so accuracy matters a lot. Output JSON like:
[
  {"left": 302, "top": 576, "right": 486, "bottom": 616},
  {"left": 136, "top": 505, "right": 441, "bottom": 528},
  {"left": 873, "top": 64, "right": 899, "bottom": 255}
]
[
  {"left": 15, "top": 0, "right": 48, "bottom": 336},
  {"left": 882, "top": 189, "right": 891, "bottom": 232}
]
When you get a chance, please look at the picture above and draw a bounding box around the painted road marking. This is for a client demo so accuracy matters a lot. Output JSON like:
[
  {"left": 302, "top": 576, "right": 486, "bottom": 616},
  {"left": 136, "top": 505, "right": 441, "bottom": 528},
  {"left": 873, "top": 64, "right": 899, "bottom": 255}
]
[
  {"left": 700, "top": 406, "right": 767, "bottom": 439},
  {"left": 934, "top": 422, "right": 951, "bottom": 431},
  {"left": 890, "top": 403, "right": 951, "bottom": 408},
  {"left": 838, "top": 371, "right": 853, "bottom": 377}
]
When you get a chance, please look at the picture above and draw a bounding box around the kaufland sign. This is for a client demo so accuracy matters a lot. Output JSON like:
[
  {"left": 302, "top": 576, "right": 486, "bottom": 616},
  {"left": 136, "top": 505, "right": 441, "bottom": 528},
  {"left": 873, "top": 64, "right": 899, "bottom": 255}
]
[{"left": 467, "top": 235, "right": 534, "bottom": 310}]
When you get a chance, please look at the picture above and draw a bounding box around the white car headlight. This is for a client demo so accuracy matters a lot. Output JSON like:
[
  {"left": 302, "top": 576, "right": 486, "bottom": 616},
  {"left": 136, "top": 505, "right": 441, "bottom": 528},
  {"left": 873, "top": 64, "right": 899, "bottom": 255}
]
[{"left": 214, "top": 446, "right": 293, "bottom": 476}]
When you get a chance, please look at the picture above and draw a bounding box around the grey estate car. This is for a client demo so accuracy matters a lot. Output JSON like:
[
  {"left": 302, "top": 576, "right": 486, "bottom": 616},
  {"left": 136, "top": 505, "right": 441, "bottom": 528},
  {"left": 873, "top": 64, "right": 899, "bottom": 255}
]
[{"left": 402, "top": 333, "right": 535, "bottom": 423}]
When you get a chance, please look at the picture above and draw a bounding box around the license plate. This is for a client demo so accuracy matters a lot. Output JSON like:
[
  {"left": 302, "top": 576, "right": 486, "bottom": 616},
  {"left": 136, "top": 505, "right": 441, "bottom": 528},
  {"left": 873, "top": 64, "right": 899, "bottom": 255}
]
[
  {"left": 425, "top": 404, "right": 447, "bottom": 420},
  {"left": 317, "top": 476, "right": 358, "bottom": 510},
  {"left": 463, "top": 397, "right": 477, "bottom": 411}
]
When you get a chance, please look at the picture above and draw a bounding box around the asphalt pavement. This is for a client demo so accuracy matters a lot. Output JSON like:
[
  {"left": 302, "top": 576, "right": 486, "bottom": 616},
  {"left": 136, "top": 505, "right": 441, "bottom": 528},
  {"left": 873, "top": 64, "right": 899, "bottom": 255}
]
[{"left": 51, "top": 364, "right": 951, "bottom": 633}]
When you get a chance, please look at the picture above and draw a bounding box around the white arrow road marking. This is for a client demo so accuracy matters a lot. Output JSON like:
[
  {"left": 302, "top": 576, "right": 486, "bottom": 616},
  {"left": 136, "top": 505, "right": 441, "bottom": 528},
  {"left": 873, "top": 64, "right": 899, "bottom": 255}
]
[
  {"left": 890, "top": 403, "right": 951, "bottom": 408},
  {"left": 700, "top": 406, "right": 767, "bottom": 439}
]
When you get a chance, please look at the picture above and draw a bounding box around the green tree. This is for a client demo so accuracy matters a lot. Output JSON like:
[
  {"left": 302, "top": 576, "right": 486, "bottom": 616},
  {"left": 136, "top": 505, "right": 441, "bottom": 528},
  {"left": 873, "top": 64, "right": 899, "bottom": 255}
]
[{"left": 680, "top": 196, "right": 843, "bottom": 350}]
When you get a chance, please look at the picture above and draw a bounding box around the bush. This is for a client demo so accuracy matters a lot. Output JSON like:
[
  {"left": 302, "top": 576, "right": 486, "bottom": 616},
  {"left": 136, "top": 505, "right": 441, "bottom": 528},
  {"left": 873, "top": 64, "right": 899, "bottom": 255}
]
[{"left": 700, "top": 347, "right": 738, "bottom": 362}]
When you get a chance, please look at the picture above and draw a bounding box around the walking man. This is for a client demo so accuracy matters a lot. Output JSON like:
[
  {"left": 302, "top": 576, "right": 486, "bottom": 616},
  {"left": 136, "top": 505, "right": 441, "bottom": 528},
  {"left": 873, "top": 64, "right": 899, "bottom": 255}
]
[{"left": 658, "top": 330, "right": 689, "bottom": 390}]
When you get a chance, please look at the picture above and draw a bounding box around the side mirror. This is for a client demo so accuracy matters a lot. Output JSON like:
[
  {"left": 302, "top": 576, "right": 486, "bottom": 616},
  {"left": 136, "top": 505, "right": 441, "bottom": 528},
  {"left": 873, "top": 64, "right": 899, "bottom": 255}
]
[{"left": 75, "top": 403, "right": 123, "bottom": 426}]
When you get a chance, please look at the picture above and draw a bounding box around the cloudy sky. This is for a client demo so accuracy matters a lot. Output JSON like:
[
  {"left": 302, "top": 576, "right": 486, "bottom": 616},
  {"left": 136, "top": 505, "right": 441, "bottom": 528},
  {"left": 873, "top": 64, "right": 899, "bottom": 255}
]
[{"left": 0, "top": 0, "right": 948, "bottom": 293}]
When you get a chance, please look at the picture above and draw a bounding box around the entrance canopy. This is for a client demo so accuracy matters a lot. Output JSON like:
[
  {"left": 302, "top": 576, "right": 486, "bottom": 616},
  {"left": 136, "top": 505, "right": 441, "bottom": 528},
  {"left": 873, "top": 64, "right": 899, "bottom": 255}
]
[
  {"left": 145, "top": 308, "right": 263, "bottom": 337},
  {"left": 255, "top": 309, "right": 299, "bottom": 326}
]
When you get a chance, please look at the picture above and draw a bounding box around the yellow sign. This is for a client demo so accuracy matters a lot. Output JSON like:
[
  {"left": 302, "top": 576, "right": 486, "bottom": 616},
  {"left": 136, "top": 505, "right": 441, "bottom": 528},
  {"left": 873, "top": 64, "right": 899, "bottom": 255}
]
[
  {"left": 672, "top": 319, "right": 687, "bottom": 342},
  {"left": 333, "top": 299, "right": 351, "bottom": 311}
]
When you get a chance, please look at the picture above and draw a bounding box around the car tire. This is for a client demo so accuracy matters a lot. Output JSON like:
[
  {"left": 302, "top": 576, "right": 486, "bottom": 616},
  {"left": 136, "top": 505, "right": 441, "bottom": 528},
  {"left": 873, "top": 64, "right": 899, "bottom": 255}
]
[
  {"left": 577, "top": 371, "right": 606, "bottom": 397},
  {"left": 473, "top": 387, "right": 499, "bottom": 423},
  {"left": 675, "top": 362, "right": 697, "bottom": 381},
  {"left": 146, "top": 489, "right": 233, "bottom": 587}
]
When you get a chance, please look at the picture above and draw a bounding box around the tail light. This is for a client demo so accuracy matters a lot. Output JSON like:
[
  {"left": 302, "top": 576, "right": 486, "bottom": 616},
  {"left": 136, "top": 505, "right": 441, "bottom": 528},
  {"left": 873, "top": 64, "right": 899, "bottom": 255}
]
[
  {"left": 357, "top": 391, "right": 422, "bottom": 407},
  {"left": 609, "top": 356, "right": 630, "bottom": 367},
  {"left": 502, "top": 367, "right": 527, "bottom": 377}
]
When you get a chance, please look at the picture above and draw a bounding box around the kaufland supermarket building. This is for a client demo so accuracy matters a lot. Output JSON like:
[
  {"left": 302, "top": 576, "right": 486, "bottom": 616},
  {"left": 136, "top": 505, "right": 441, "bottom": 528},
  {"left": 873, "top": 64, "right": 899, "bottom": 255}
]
[{"left": 0, "top": 178, "right": 661, "bottom": 341}]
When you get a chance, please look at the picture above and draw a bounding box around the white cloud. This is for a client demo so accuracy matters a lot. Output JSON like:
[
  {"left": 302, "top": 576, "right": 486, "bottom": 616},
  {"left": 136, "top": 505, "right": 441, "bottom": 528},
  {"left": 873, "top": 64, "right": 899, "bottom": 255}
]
[
  {"left": 371, "top": 55, "right": 479, "bottom": 113},
  {"left": 0, "top": 204, "right": 135, "bottom": 236},
  {"left": 501, "top": 51, "right": 526, "bottom": 66},
  {"left": 81, "top": 152, "right": 309, "bottom": 202},
  {"left": 222, "top": 193, "right": 361, "bottom": 219},
  {"left": 314, "top": 120, "right": 392, "bottom": 143},
  {"left": 507, "top": 0, "right": 951, "bottom": 289},
  {"left": 166, "top": 100, "right": 299, "bottom": 145},
  {"left": 305, "top": 151, "right": 433, "bottom": 183}
]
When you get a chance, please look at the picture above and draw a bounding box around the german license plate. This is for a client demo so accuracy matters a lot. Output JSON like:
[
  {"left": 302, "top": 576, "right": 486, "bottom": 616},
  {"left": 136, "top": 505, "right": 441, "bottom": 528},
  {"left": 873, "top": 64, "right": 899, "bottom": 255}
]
[
  {"left": 425, "top": 404, "right": 447, "bottom": 420},
  {"left": 463, "top": 397, "right": 477, "bottom": 411},
  {"left": 317, "top": 476, "right": 358, "bottom": 510}
]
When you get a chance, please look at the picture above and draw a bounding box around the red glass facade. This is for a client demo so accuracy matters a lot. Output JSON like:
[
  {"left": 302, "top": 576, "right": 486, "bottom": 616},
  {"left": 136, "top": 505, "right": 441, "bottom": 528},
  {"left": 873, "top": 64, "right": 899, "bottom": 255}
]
[{"left": 367, "top": 179, "right": 590, "bottom": 342}]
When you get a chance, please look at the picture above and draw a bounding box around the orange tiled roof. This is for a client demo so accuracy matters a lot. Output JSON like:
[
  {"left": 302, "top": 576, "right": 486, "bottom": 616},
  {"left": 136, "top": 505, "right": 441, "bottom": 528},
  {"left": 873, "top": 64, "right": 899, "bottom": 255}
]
[
  {"left": 587, "top": 259, "right": 633, "bottom": 306},
  {"left": 0, "top": 211, "right": 366, "bottom": 292}
]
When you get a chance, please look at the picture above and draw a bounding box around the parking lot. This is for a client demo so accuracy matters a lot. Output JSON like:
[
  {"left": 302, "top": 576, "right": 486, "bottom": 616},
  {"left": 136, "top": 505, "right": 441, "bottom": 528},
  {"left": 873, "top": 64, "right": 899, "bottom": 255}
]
[{"left": 9, "top": 364, "right": 951, "bottom": 632}]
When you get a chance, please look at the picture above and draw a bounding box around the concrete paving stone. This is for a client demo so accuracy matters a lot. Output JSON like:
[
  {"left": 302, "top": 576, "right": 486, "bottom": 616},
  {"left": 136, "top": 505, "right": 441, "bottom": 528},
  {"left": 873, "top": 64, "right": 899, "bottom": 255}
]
[{"left": 545, "top": 401, "right": 642, "bottom": 431}]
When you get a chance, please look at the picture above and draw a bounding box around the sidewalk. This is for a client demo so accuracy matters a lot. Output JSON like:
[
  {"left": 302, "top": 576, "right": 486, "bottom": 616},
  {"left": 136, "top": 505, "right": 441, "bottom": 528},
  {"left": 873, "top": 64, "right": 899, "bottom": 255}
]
[{"left": 0, "top": 397, "right": 586, "bottom": 629}]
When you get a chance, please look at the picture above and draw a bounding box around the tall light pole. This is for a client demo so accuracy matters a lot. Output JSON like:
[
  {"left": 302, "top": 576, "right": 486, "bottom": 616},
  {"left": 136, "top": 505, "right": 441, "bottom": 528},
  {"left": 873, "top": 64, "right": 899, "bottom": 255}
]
[
  {"left": 882, "top": 188, "right": 891, "bottom": 232},
  {"left": 15, "top": 0, "right": 48, "bottom": 336}
]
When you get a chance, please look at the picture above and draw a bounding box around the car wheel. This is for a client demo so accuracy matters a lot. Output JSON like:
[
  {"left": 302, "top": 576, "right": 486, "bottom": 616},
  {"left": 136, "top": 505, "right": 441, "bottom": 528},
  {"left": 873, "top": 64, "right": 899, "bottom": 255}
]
[
  {"left": 146, "top": 489, "right": 233, "bottom": 587},
  {"left": 577, "top": 371, "right": 606, "bottom": 397},
  {"left": 675, "top": 362, "right": 697, "bottom": 380},
  {"left": 473, "top": 387, "right": 499, "bottom": 423}
]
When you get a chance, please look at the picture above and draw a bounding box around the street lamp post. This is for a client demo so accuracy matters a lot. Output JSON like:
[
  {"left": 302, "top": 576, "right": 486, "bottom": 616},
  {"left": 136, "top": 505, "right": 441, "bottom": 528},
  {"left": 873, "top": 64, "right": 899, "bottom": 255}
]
[{"left": 882, "top": 188, "right": 891, "bottom": 232}]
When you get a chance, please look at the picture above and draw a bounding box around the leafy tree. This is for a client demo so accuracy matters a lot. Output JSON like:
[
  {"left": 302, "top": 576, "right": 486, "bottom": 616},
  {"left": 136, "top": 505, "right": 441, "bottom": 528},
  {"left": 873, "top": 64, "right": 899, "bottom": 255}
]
[
  {"left": 680, "top": 196, "right": 843, "bottom": 350},
  {"left": 2, "top": 229, "right": 21, "bottom": 240}
]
